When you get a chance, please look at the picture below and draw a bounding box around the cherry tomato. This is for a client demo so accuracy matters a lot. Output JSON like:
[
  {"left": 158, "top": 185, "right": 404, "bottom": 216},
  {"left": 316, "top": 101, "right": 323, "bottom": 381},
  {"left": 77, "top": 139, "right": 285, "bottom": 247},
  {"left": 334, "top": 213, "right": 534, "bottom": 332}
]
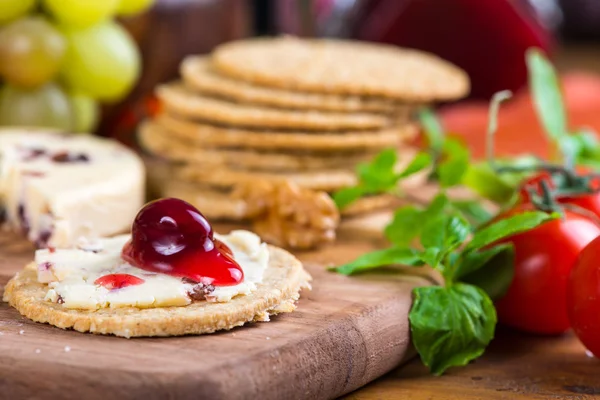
[
  {"left": 494, "top": 204, "right": 600, "bottom": 334},
  {"left": 567, "top": 235, "right": 600, "bottom": 356}
]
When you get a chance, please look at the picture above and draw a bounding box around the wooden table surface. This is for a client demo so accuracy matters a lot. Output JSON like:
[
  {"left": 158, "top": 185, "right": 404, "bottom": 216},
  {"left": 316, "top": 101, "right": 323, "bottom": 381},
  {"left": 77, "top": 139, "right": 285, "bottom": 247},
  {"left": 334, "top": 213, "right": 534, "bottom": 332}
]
[{"left": 346, "top": 329, "right": 600, "bottom": 399}]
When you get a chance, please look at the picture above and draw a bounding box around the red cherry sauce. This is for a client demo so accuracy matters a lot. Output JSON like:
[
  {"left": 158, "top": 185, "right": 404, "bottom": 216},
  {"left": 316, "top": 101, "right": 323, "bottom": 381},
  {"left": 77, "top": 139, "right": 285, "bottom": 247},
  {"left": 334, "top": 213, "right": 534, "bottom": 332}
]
[
  {"left": 95, "top": 274, "right": 145, "bottom": 290},
  {"left": 121, "top": 198, "right": 243, "bottom": 286}
]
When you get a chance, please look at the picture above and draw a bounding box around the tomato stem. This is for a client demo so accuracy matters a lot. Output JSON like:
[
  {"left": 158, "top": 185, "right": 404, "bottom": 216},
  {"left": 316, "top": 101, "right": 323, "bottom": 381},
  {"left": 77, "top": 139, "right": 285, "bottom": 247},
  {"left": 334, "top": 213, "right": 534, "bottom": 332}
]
[{"left": 486, "top": 90, "right": 513, "bottom": 173}]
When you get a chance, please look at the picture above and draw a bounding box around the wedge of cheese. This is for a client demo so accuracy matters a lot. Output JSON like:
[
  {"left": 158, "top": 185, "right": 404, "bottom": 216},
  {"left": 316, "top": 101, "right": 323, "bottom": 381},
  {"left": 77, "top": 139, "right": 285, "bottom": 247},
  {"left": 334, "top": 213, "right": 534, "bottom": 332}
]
[{"left": 0, "top": 128, "right": 145, "bottom": 248}]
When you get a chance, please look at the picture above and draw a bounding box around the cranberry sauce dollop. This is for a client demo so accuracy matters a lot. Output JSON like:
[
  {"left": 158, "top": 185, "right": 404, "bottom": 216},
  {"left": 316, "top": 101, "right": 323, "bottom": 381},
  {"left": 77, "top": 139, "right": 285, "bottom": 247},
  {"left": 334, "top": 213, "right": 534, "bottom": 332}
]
[{"left": 121, "top": 198, "right": 243, "bottom": 286}]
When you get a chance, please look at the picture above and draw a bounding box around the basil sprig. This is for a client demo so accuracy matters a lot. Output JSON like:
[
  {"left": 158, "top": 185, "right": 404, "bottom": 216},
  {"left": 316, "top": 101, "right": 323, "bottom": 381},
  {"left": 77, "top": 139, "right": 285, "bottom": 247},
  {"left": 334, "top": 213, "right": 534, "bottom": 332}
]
[
  {"left": 333, "top": 148, "right": 431, "bottom": 210},
  {"left": 331, "top": 196, "right": 554, "bottom": 375}
]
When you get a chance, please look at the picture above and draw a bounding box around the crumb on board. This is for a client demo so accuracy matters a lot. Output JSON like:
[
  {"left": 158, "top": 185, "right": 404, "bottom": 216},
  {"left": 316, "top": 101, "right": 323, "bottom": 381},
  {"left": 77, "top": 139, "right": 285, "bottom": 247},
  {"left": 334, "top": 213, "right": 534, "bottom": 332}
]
[
  {"left": 64, "top": 346, "right": 71, "bottom": 353},
  {"left": 19, "top": 330, "right": 24, "bottom": 335}
]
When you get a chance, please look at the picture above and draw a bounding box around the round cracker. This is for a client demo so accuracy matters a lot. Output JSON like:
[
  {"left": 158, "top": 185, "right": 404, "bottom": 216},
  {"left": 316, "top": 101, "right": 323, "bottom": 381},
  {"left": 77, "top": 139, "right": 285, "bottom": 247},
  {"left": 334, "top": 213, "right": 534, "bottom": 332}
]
[
  {"left": 139, "top": 121, "right": 376, "bottom": 171},
  {"left": 181, "top": 56, "right": 405, "bottom": 113},
  {"left": 152, "top": 114, "right": 416, "bottom": 153},
  {"left": 172, "top": 164, "right": 357, "bottom": 192},
  {"left": 3, "top": 246, "right": 311, "bottom": 338},
  {"left": 157, "top": 83, "right": 390, "bottom": 131},
  {"left": 211, "top": 37, "right": 469, "bottom": 101},
  {"left": 164, "top": 182, "right": 252, "bottom": 221},
  {"left": 341, "top": 194, "right": 402, "bottom": 217}
]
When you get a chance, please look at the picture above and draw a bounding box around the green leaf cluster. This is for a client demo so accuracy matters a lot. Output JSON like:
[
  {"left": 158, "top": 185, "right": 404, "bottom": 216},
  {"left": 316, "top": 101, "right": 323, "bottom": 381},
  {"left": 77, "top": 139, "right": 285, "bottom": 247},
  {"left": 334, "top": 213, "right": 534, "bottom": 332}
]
[
  {"left": 331, "top": 195, "right": 554, "bottom": 375},
  {"left": 332, "top": 148, "right": 431, "bottom": 210}
]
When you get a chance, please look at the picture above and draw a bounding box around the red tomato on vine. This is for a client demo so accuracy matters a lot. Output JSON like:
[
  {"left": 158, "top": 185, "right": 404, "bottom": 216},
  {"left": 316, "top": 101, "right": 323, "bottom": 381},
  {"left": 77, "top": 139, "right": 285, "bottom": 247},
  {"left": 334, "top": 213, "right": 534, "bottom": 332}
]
[
  {"left": 568, "top": 236, "right": 600, "bottom": 356},
  {"left": 494, "top": 203, "right": 600, "bottom": 334}
]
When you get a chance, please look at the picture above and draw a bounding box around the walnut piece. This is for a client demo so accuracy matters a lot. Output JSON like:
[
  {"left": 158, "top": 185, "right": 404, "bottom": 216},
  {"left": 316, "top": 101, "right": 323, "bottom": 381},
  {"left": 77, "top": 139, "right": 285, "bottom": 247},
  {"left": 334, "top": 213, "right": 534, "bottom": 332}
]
[{"left": 233, "top": 180, "right": 340, "bottom": 250}]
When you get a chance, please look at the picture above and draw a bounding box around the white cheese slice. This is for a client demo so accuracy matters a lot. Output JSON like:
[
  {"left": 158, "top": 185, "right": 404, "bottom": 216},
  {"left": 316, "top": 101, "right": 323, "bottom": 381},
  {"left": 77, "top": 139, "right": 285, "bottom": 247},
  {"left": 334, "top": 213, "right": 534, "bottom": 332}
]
[
  {"left": 0, "top": 129, "right": 145, "bottom": 248},
  {"left": 35, "top": 230, "right": 269, "bottom": 309}
]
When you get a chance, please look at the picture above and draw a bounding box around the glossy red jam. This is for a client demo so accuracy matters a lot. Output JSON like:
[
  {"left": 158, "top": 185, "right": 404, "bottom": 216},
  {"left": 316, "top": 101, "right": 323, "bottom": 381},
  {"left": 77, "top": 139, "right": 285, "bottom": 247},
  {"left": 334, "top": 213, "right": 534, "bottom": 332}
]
[
  {"left": 121, "top": 198, "right": 243, "bottom": 286},
  {"left": 95, "top": 274, "right": 145, "bottom": 290}
]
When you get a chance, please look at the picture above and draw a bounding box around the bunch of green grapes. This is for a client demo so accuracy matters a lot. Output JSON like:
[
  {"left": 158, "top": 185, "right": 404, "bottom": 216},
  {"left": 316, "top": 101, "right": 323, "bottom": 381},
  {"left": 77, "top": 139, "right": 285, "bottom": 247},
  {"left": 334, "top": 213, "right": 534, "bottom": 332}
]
[{"left": 0, "top": 0, "right": 154, "bottom": 132}]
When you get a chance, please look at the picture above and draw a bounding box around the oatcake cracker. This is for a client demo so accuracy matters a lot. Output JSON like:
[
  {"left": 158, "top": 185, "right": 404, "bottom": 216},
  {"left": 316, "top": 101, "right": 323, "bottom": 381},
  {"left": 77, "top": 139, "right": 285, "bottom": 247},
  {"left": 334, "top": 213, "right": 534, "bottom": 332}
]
[
  {"left": 340, "top": 194, "right": 402, "bottom": 217},
  {"left": 156, "top": 83, "right": 390, "bottom": 131},
  {"left": 139, "top": 121, "right": 376, "bottom": 171},
  {"left": 172, "top": 164, "right": 357, "bottom": 192},
  {"left": 181, "top": 56, "right": 405, "bottom": 114},
  {"left": 3, "top": 246, "right": 311, "bottom": 338},
  {"left": 211, "top": 37, "right": 469, "bottom": 101},
  {"left": 338, "top": 211, "right": 394, "bottom": 240},
  {"left": 164, "top": 182, "right": 252, "bottom": 220},
  {"left": 152, "top": 115, "right": 416, "bottom": 152}
]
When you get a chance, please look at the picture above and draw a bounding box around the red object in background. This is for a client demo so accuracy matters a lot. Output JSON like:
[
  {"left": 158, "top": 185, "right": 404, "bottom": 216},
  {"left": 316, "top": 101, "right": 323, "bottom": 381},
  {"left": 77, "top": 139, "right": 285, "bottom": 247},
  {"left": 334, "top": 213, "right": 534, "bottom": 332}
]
[
  {"left": 355, "top": 0, "right": 554, "bottom": 99},
  {"left": 440, "top": 72, "right": 600, "bottom": 159}
]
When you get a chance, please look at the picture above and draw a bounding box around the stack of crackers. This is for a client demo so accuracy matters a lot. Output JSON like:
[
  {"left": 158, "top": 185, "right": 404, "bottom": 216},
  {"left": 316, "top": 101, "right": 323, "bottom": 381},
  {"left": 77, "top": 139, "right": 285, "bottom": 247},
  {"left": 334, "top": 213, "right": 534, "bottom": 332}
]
[{"left": 139, "top": 37, "right": 469, "bottom": 248}]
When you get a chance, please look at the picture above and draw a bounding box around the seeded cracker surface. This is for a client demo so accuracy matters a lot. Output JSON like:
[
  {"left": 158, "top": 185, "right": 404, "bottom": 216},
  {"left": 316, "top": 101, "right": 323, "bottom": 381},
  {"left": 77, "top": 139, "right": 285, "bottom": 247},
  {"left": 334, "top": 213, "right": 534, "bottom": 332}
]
[
  {"left": 156, "top": 83, "right": 391, "bottom": 131},
  {"left": 151, "top": 115, "right": 415, "bottom": 152},
  {"left": 181, "top": 56, "right": 404, "bottom": 113},
  {"left": 211, "top": 37, "right": 469, "bottom": 101},
  {"left": 3, "top": 246, "right": 311, "bottom": 338},
  {"left": 138, "top": 121, "right": 376, "bottom": 171},
  {"left": 172, "top": 164, "right": 357, "bottom": 192}
]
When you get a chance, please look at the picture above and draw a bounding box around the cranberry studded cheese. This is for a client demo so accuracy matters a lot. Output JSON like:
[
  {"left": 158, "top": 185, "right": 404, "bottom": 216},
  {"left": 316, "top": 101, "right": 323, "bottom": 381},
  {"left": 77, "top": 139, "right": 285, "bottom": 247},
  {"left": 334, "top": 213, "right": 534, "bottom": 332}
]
[
  {"left": 36, "top": 230, "right": 269, "bottom": 309},
  {"left": 0, "top": 129, "right": 145, "bottom": 248}
]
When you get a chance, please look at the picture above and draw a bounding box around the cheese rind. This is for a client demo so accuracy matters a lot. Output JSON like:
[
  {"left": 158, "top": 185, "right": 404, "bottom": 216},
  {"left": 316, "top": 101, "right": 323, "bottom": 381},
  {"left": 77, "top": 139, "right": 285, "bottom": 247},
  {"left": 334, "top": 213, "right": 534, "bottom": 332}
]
[
  {"left": 0, "top": 129, "right": 145, "bottom": 248},
  {"left": 35, "top": 230, "right": 270, "bottom": 310}
]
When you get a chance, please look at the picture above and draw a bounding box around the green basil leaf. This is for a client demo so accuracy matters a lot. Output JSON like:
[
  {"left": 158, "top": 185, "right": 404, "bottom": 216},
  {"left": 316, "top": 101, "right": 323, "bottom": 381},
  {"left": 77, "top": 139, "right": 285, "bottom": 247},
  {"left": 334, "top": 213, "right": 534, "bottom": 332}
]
[
  {"left": 397, "top": 152, "right": 432, "bottom": 179},
  {"left": 450, "top": 200, "right": 492, "bottom": 226},
  {"left": 409, "top": 283, "right": 496, "bottom": 375},
  {"left": 332, "top": 186, "right": 366, "bottom": 210},
  {"left": 438, "top": 138, "right": 470, "bottom": 187},
  {"left": 421, "top": 215, "right": 470, "bottom": 256},
  {"left": 459, "top": 244, "right": 515, "bottom": 301},
  {"left": 419, "top": 247, "right": 444, "bottom": 268},
  {"left": 526, "top": 48, "right": 568, "bottom": 142},
  {"left": 385, "top": 194, "right": 451, "bottom": 247},
  {"left": 358, "top": 148, "right": 398, "bottom": 188},
  {"left": 462, "top": 163, "right": 517, "bottom": 204},
  {"left": 455, "top": 243, "right": 511, "bottom": 278},
  {"left": 332, "top": 247, "right": 424, "bottom": 275},
  {"left": 465, "top": 211, "right": 555, "bottom": 252},
  {"left": 424, "top": 193, "right": 451, "bottom": 219},
  {"left": 384, "top": 206, "right": 423, "bottom": 246},
  {"left": 567, "top": 128, "right": 600, "bottom": 166},
  {"left": 419, "top": 107, "right": 444, "bottom": 154},
  {"left": 357, "top": 148, "right": 398, "bottom": 182}
]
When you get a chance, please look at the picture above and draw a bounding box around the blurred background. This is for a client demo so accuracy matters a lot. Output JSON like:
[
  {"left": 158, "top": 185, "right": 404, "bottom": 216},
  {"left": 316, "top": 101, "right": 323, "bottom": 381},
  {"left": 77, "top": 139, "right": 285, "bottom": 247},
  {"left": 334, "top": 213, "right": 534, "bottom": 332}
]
[{"left": 4, "top": 0, "right": 600, "bottom": 158}]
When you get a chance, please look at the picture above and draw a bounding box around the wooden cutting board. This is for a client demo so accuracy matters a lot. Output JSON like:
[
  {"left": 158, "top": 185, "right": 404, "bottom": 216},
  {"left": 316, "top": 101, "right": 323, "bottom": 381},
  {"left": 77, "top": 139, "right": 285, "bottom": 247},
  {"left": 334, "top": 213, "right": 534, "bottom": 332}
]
[{"left": 0, "top": 227, "right": 435, "bottom": 400}]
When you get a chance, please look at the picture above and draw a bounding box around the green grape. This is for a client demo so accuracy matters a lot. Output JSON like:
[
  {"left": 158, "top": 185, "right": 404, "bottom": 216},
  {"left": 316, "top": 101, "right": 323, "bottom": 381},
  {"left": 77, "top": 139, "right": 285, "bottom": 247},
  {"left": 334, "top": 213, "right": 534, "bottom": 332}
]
[
  {"left": 0, "top": 83, "right": 73, "bottom": 130},
  {"left": 43, "top": 0, "right": 119, "bottom": 28},
  {"left": 69, "top": 93, "right": 98, "bottom": 133},
  {"left": 117, "top": 0, "right": 155, "bottom": 16},
  {"left": 0, "top": 0, "right": 36, "bottom": 24},
  {"left": 0, "top": 17, "right": 66, "bottom": 88},
  {"left": 60, "top": 21, "right": 140, "bottom": 102}
]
